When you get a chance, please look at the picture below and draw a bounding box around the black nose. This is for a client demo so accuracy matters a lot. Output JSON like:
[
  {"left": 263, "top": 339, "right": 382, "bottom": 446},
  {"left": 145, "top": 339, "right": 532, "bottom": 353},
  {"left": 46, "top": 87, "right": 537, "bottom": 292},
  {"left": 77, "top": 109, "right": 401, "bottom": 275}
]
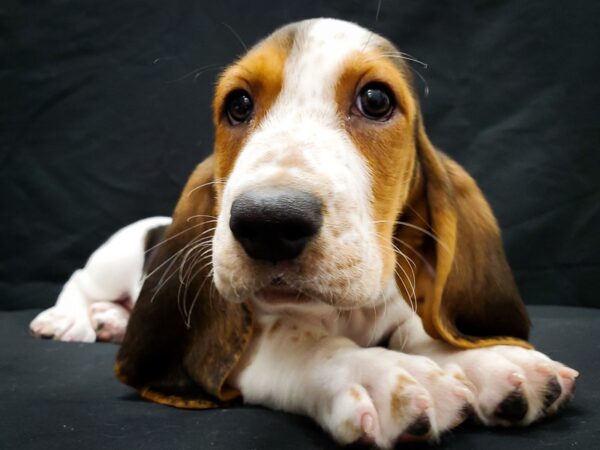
[{"left": 229, "top": 188, "right": 322, "bottom": 263}]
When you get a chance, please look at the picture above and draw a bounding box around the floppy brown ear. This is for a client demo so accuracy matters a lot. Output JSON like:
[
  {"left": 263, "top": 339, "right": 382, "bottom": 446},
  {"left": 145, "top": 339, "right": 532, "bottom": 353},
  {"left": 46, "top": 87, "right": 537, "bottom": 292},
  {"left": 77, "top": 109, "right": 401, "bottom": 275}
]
[
  {"left": 115, "top": 155, "right": 253, "bottom": 408},
  {"left": 397, "top": 119, "right": 531, "bottom": 349}
]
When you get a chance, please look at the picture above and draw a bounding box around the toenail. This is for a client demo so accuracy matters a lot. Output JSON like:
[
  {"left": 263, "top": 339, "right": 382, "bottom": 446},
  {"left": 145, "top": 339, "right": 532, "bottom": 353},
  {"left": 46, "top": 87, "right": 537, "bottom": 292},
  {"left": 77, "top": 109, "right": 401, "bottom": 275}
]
[
  {"left": 508, "top": 372, "right": 526, "bottom": 387},
  {"left": 558, "top": 367, "right": 579, "bottom": 379},
  {"left": 361, "top": 413, "right": 374, "bottom": 435},
  {"left": 414, "top": 394, "right": 430, "bottom": 411},
  {"left": 453, "top": 386, "right": 471, "bottom": 399}
]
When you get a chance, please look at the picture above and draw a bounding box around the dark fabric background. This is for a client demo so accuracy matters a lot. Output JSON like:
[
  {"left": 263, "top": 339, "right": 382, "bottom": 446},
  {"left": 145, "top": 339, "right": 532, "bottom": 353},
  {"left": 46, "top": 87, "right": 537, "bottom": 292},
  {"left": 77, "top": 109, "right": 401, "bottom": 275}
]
[{"left": 2, "top": 0, "right": 599, "bottom": 310}]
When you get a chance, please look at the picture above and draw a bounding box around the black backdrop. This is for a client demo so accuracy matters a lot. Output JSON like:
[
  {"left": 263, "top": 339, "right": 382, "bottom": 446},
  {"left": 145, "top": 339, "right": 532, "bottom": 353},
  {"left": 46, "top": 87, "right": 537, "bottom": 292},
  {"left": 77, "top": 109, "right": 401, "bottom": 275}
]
[{"left": 2, "top": 0, "right": 599, "bottom": 311}]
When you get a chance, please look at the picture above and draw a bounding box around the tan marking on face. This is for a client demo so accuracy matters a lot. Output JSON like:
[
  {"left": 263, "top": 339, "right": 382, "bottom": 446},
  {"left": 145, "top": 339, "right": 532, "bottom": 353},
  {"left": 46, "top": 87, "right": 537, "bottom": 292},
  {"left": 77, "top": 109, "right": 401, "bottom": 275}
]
[
  {"left": 212, "top": 33, "right": 294, "bottom": 196},
  {"left": 335, "top": 50, "right": 418, "bottom": 282}
]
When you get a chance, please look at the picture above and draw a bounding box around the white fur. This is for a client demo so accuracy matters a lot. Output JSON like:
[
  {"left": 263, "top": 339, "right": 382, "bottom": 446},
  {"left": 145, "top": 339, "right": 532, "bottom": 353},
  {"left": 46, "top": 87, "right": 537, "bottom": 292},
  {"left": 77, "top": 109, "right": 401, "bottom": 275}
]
[
  {"left": 30, "top": 216, "right": 171, "bottom": 342},
  {"left": 31, "top": 18, "right": 577, "bottom": 449}
]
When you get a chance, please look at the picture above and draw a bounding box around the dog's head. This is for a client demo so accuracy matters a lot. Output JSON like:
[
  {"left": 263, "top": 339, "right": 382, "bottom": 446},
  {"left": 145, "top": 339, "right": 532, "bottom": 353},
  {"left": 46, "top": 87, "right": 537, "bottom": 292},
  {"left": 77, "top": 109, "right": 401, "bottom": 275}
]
[
  {"left": 117, "top": 18, "right": 530, "bottom": 407},
  {"left": 210, "top": 19, "right": 419, "bottom": 310}
]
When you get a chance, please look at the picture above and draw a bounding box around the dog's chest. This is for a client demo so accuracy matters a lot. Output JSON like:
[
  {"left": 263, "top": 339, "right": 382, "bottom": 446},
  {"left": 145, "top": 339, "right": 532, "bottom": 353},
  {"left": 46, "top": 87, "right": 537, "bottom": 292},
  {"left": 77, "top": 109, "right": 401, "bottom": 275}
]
[{"left": 254, "top": 291, "right": 413, "bottom": 348}]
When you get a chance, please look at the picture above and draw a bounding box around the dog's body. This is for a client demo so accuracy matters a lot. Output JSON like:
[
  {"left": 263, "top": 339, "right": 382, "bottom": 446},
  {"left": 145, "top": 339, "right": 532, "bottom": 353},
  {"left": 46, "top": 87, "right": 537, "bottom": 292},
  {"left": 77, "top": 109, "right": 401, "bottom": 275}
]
[{"left": 30, "top": 19, "right": 577, "bottom": 448}]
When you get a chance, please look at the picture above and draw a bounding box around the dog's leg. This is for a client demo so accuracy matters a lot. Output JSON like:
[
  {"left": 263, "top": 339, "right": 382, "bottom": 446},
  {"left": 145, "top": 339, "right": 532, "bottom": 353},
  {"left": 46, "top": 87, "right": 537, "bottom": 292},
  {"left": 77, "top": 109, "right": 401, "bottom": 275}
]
[
  {"left": 29, "top": 216, "right": 171, "bottom": 343},
  {"left": 389, "top": 314, "right": 578, "bottom": 427},
  {"left": 229, "top": 315, "right": 471, "bottom": 448}
]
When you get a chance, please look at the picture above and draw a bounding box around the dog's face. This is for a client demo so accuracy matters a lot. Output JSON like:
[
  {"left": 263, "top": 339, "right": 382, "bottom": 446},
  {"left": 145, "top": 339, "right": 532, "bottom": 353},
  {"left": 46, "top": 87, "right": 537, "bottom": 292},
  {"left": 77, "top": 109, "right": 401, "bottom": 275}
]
[{"left": 210, "top": 19, "right": 419, "bottom": 309}]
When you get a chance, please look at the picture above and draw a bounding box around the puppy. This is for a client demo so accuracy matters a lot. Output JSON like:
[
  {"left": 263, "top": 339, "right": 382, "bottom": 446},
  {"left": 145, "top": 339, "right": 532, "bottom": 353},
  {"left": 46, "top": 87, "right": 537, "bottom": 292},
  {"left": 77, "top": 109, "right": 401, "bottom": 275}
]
[{"left": 31, "top": 18, "right": 577, "bottom": 448}]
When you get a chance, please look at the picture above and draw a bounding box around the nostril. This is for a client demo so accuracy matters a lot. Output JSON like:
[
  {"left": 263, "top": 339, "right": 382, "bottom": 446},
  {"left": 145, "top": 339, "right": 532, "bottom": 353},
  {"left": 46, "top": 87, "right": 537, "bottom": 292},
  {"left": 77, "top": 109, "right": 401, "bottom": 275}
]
[
  {"left": 230, "top": 220, "right": 257, "bottom": 241},
  {"left": 281, "top": 220, "right": 319, "bottom": 242}
]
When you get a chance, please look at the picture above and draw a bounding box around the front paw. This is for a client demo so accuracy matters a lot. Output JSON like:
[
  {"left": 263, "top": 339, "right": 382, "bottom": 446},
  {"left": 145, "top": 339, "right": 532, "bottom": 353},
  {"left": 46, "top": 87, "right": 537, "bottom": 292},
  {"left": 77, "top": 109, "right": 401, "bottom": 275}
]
[
  {"left": 451, "top": 345, "right": 578, "bottom": 426},
  {"left": 30, "top": 306, "right": 96, "bottom": 342},
  {"left": 90, "top": 301, "right": 130, "bottom": 343},
  {"left": 320, "top": 349, "right": 471, "bottom": 448}
]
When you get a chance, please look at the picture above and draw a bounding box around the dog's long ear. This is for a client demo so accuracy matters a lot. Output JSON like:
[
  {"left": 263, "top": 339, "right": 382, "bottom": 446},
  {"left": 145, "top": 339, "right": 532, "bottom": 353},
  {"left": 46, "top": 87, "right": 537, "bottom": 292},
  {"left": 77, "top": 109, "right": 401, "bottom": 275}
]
[
  {"left": 115, "top": 155, "right": 253, "bottom": 408},
  {"left": 397, "top": 119, "right": 531, "bottom": 349}
]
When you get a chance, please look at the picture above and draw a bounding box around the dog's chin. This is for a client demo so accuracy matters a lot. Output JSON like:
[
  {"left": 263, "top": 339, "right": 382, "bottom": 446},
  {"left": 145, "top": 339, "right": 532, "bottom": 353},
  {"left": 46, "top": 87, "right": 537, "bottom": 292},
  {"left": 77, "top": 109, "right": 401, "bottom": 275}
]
[
  {"left": 252, "top": 286, "right": 313, "bottom": 305},
  {"left": 218, "top": 280, "right": 382, "bottom": 313}
]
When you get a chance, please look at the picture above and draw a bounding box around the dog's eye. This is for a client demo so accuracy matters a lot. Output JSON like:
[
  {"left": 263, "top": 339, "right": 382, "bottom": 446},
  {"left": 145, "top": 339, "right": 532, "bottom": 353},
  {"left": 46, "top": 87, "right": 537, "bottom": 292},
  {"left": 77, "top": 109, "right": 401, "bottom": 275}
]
[
  {"left": 355, "top": 83, "right": 394, "bottom": 121},
  {"left": 225, "top": 90, "right": 253, "bottom": 124}
]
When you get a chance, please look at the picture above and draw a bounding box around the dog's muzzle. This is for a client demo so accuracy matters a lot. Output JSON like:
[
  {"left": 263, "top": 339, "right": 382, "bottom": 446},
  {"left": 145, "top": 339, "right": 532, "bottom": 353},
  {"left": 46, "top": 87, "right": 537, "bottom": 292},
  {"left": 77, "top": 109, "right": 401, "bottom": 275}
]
[{"left": 229, "top": 188, "right": 322, "bottom": 263}]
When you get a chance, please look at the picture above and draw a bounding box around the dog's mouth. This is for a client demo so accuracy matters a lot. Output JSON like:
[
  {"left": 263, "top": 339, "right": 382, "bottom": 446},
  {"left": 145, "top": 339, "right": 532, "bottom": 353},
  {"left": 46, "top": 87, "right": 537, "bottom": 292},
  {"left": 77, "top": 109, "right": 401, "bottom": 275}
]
[{"left": 251, "top": 276, "right": 313, "bottom": 305}]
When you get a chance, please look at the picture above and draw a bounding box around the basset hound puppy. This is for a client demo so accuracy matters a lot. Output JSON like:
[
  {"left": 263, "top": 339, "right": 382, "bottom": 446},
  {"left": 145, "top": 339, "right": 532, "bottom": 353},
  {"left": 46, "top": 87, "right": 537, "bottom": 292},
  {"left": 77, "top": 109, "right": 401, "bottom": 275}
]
[{"left": 30, "top": 18, "right": 577, "bottom": 448}]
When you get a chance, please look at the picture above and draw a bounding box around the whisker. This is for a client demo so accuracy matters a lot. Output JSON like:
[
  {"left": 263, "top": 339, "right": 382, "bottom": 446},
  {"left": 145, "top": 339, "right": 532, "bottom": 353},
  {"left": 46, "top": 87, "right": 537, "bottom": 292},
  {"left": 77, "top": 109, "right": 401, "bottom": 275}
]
[
  {"left": 150, "top": 267, "right": 177, "bottom": 304},
  {"left": 407, "top": 65, "right": 430, "bottom": 97},
  {"left": 185, "top": 268, "right": 215, "bottom": 328},
  {"left": 372, "top": 219, "right": 450, "bottom": 254},
  {"left": 394, "top": 220, "right": 449, "bottom": 253},
  {"left": 167, "top": 63, "right": 223, "bottom": 83},
  {"left": 144, "top": 243, "right": 188, "bottom": 283},
  {"left": 181, "top": 244, "right": 213, "bottom": 283},
  {"left": 374, "top": 230, "right": 418, "bottom": 313},
  {"left": 144, "top": 222, "right": 207, "bottom": 254},
  {"left": 186, "top": 179, "right": 226, "bottom": 198},
  {"left": 146, "top": 231, "right": 212, "bottom": 299},
  {"left": 221, "top": 22, "right": 248, "bottom": 52},
  {"left": 395, "top": 238, "right": 435, "bottom": 275},
  {"left": 178, "top": 233, "right": 215, "bottom": 277},
  {"left": 181, "top": 258, "right": 215, "bottom": 321},
  {"left": 390, "top": 243, "right": 417, "bottom": 299},
  {"left": 375, "top": 52, "right": 429, "bottom": 68},
  {"left": 186, "top": 216, "right": 217, "bottom": 223}
]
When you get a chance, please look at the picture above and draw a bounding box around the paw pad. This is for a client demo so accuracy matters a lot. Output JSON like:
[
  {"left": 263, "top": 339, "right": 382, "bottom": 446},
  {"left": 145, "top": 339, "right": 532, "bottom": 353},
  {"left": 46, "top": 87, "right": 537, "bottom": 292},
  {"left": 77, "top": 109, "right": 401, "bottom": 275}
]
[
  {"left": 494, "top": 389, "right": 528, "bottom": 422},
  {"left": 404, "top": 414, "right": 431, "bottom": 437},
  {"left": 542, "top": 377, "right": 562, "bottom": 409}
]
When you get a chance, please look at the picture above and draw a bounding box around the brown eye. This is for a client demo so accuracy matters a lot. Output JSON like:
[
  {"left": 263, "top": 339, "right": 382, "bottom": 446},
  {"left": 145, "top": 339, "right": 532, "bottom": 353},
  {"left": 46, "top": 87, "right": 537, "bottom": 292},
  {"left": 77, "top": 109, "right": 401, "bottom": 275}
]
[
  {"left": 355, "top": 83, "right": 394, "bottom": 121},
  {"left": 225, "top": 90, "right": 253, "bottom": 124}
]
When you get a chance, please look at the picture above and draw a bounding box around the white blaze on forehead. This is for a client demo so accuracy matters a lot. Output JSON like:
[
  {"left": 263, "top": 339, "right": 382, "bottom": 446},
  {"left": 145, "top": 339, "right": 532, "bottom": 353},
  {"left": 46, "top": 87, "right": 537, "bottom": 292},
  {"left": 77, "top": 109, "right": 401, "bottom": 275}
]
[{"left": 274, "top": 19, "right": 375, "bottom": 121}]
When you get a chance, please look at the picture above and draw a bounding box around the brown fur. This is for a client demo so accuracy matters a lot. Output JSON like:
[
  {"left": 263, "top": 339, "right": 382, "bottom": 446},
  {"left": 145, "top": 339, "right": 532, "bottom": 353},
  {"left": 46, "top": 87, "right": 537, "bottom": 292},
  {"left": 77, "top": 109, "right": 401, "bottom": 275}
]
[
  {"left": 213, "top": 39, "right": 290, "bottom": 189},
  {"left": 402, "top": 118, "right": 531, "bottom": 348},
  {"left": 335, "top": 50, "right": 418, "bottom": 281},
  {"left": 115, "top": 157, "right": 253, "bottom": 407}
]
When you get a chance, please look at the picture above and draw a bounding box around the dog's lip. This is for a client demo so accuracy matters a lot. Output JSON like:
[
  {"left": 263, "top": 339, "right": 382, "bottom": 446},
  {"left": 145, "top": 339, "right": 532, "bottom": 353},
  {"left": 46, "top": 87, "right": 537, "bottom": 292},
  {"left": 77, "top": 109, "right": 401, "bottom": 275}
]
[{"left": 253, "top": 286, "right": 311, "bottom": 304}]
